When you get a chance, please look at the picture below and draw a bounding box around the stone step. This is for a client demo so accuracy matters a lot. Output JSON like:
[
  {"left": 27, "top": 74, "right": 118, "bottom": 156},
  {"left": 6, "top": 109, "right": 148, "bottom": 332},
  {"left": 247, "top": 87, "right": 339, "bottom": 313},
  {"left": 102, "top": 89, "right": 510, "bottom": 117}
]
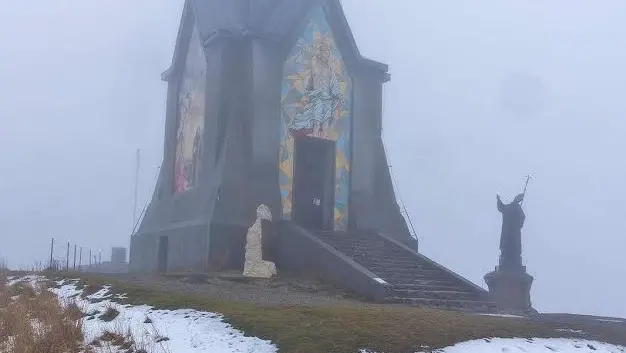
[
  {"left": 322, "top": 237, "right": 387, "bottom": 243},
  {"left": 389, "top": 289, "right": 479, "bottom": 301},
  {"left": 316, "top": 235, "right": 383, "bottom": 242},
  {"left": 357, "top": 268, "right": 442, "bottom": 277},
  {"left": 362, "top": 264, "right": 436, "bottom": 272},
  {"left": 358, "top": 262, "right": 432, "bottom": 270},
  {"left": 337, "top": 241, "right": 394, "bottom": 248},
  {"left": 350, "top": 257, "right": 426, "bottom": 267},
  {"left": 331, "top": 239, "right": 386, "bottom": 243},
  {"left": 384, "top": 279, "right": 472, "bottom": 291},
  {"left": 364, "top": 266, "right": 431, "bottom": 274},
  {"left": 384, "top": 297, "right": 497, "bottom": 312},
  {"left": 348, "top": 253, "right": 422, "bottom": 261},
  {"left": 343, "top": 247, "right": 415, "bottom": 254},
  {"left": 330, "top": 247, "right": 395, "bottom": 254},
  {"left": 345, "top": 258, "right": 430, "bottom": 269},
  {"left": 391, "top": 281, "right": 462, "bottom": 290},
  {"left": 310, "top": 229, "right": 494, "bottom": 313},
  {"left": 379, "top": 274, "right": 456, "bottom": 283},
  {"left": 369, "top": 274, "right": 450, "bottom": 283}
]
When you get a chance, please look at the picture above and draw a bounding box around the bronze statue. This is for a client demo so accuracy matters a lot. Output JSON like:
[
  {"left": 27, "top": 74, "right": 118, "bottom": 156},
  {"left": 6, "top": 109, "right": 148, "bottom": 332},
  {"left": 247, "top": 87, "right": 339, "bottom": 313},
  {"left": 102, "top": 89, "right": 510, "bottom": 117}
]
[
  {"left": 497, "top": 193, "right": 525, "bottom": 270},
  {"left": 484, "top": 176, "right": 535, "bottom": 311}
]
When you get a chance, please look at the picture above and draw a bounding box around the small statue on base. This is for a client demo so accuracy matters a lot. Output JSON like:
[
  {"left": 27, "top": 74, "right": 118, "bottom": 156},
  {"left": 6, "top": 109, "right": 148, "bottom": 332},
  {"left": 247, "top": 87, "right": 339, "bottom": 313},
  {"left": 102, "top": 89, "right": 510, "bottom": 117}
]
[{"left": 243, "top": 204, "right": 277, "bottom": 278}]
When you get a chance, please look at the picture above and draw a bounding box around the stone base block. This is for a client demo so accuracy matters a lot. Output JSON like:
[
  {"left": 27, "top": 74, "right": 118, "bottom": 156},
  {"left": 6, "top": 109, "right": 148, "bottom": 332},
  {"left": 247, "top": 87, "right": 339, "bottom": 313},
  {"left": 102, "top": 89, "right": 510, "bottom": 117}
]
[{"left": 484, "top": 267, "right": 534, "bottom": 313}]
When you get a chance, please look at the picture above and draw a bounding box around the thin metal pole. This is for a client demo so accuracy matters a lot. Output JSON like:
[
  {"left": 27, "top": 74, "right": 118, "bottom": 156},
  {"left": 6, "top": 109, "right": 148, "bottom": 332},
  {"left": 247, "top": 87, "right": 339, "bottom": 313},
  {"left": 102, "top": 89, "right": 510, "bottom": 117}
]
[
  {"left": 66, "top": 242, "right": 70, "bottom": 270},
  {"left": 79, "top": 247, "right": 82, "bottom": 270},
  {"left": 73, "top": 245, "right": 77, "bottom": 270},
  {"left": 49, "top": 238, "right": 54, "bottom": 269}
]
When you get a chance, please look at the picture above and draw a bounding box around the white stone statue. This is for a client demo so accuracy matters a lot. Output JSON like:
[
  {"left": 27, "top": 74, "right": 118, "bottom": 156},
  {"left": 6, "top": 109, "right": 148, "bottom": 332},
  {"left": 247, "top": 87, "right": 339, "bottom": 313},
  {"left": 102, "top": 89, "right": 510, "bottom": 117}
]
[{"left": 243, "top": 204, "right": 277, "bottom": 278}]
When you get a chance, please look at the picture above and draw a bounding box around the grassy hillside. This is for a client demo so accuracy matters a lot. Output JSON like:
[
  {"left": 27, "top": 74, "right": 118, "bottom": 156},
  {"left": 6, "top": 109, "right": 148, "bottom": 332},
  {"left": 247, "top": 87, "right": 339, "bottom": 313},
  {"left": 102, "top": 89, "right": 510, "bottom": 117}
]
[{"left": 53, "top": 273, "right": 626, "bottom": 353}]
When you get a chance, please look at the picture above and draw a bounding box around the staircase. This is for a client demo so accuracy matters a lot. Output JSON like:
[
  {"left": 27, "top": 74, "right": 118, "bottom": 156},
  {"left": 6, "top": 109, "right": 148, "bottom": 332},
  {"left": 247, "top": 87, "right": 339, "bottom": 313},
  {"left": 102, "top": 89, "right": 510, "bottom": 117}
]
[{"left": 312, "top": 229, "right": 496, "bottom": 312}]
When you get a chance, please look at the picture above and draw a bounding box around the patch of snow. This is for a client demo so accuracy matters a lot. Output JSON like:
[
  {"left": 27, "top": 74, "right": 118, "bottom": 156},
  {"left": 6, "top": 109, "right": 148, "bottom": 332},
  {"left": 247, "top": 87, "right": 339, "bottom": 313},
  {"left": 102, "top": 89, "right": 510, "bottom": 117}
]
[
  {"left": 0, "top": 336, "right": 15, "bottom": 352},
  {"left": 49, "top": 279, "right": 278, "bottom": 353},
  {"left": 6, "top": 274, "right": 43, "bottom": 287},
  {"left": 597, "top": 318, "right": 625, "bottom": 324},
  {"left": 373, "top": 277, "right": 388, "bottom": 285},
  {"left": 362, "top": 338, "right": 626, "bottom": 353},
  {"left": 479, "top": 313, "right": 525, "bottom": 318},
  {"left": 30, "top": 318, "right": 49, "bottom": 336},
  {"left": 88, "top": 285, "right": 113, "bottom": 300},
  {"left": 555, "top": 328, "right": 585, "bottom": 334}
]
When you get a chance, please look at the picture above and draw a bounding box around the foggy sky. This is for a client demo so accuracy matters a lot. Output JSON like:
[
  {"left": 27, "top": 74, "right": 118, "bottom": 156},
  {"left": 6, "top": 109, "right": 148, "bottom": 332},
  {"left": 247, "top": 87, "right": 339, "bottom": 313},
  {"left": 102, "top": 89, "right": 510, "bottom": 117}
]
[{"left": 1, "top": 1, "right": 624, "bottom": 318}]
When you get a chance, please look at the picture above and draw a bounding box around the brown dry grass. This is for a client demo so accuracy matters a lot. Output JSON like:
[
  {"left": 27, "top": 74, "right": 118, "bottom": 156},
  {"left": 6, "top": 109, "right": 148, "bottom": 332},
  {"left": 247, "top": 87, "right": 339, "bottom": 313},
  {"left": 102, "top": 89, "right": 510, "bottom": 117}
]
[
  {"left": 1, "top": 274, "right": 168, "bottom": 353},
  {"left": 0, "top": 274, "right": 84, "bottom": 353},
  {"left": 99, "top": 304, "right": 120, "bottom": 322}
]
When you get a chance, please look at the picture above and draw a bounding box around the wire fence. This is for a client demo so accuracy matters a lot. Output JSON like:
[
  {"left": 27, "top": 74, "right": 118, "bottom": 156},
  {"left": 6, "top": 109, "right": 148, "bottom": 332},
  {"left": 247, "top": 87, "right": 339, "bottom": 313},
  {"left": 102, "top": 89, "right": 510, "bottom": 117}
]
[{"left": 46, "top": 239, "right": 104, "bottom": 272}]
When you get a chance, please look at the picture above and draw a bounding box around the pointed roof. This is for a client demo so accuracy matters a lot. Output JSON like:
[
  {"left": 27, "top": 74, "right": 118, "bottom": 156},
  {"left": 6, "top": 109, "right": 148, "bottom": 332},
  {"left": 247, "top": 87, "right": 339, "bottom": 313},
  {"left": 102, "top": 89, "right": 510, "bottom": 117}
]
[{"left": 162, "top": 0, "right": 388, "bottom": 81}]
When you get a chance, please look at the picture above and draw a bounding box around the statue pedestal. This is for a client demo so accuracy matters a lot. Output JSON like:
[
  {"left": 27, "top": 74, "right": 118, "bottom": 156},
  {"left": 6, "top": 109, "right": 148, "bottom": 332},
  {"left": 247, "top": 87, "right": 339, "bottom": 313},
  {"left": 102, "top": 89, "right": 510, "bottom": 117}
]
[{"left": 484, "top": 266, "right": 534, "bottom": 313}]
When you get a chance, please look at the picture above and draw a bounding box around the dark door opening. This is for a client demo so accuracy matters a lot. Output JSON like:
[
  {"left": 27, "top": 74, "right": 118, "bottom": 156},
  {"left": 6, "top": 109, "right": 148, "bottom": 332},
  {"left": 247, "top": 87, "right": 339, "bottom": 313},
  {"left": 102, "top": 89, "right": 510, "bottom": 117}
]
[
  {"left": 292, "top": 136, "right": 336, "bottom": 230},
  {"left": 157, "top": 235, "right": 168, "bottom": 272}
]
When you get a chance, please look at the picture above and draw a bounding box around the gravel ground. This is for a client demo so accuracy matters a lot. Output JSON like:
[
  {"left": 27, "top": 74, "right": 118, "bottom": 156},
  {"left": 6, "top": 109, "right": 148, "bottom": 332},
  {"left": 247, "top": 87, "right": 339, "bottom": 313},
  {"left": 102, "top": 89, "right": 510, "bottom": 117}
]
[{"left": 102, "top": 272, "right": 374, "bottom": 308}]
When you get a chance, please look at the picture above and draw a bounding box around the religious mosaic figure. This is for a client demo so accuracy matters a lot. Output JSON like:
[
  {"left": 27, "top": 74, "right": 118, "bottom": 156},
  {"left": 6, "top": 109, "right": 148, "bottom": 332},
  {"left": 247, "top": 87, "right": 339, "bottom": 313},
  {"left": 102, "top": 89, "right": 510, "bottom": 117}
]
[
  {"left": 173, "top": 25, "right": 206, "bottom": 194},
  {"left": 279, "top": 7, "right": 353, "bottom": 229},
  {"left": 497, "top": 193, "right": 525, "bottom": 270},
  {"left": 243, "top": 205, "right": 277, "bottom": 278},
  {"left": 288, "top": 36, "right": 344, "bottom": 139}
]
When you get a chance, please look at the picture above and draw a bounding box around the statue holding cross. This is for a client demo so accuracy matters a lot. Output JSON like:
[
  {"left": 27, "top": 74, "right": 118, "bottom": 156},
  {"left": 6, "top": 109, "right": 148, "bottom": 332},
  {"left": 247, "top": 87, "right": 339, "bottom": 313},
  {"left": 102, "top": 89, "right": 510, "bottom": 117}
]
[
  {"left": 496, "top": 175, "right": 530, "bottom": 270},
  {"left": 484, "top": 175, "right": 535, "bottom": 313},
  {"left": 496, "top": 192, "right": 525, "bottom": 270},
  {"left": 496, "top": 175, "right": 531, "bottom": 270}
]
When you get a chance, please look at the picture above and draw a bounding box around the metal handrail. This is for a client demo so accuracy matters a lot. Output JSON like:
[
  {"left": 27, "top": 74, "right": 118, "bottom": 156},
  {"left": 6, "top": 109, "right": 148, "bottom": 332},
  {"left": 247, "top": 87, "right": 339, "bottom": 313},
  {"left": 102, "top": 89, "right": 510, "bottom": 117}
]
[{"left": 381, "top": 135, "right": 418, "bottom": 241}]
